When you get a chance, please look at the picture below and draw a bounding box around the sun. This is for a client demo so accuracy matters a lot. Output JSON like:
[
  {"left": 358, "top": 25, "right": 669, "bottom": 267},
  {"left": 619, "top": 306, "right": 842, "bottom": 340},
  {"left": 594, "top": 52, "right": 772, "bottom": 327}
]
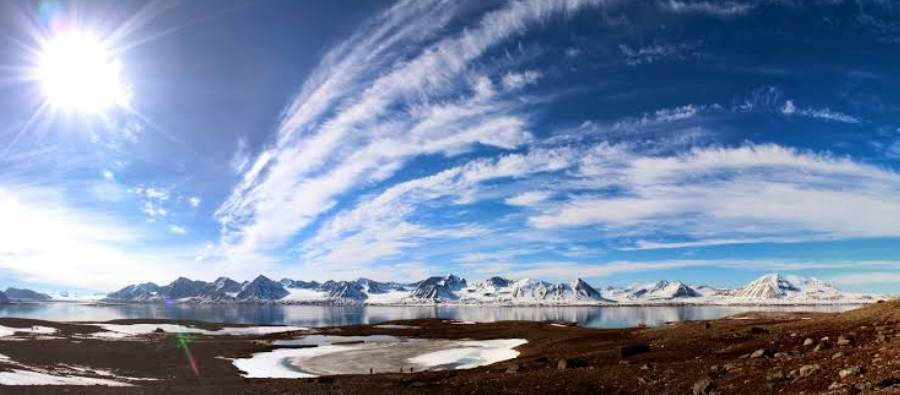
[{"left": 35, "top": 32, "right": 130, "bottom": 114}]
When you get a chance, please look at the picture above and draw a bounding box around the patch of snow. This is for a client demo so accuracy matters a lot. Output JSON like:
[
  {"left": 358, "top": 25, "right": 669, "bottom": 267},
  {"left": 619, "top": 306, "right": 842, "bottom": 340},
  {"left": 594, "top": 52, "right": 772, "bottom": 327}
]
[
  {"left": 0, "top": 370, "right": 133, "bottom": 386},
  {"left": 281, "top": 288, "right": 328, "bottom": 302},
  {"left": 407, "top": 339, "right": 527, "bottom": 370},
  {"left": 233, "top": 345, "right": 353, "bottom": 378},
  {"left": 365, "top": 290, "right": 410, "bottom": 304},
  {"left": 0, "top": 325, "right": 58, "bottom": 338}
]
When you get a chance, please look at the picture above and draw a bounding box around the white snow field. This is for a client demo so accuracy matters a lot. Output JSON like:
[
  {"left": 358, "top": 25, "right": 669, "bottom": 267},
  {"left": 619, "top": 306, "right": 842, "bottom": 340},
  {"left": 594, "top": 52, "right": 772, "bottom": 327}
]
[{"left": 232, "top": 335, "right": 527, "bottom": 378}]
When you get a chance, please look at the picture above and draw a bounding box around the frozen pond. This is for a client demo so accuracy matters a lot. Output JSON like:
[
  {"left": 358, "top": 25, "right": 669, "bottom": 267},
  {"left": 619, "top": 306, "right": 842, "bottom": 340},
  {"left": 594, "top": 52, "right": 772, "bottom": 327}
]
[
  {"left": 0, "top": 303, "right": 862, "bottom": 329},
  {"left": 232, "top": 335, "right": 527, "bottom": 378}
]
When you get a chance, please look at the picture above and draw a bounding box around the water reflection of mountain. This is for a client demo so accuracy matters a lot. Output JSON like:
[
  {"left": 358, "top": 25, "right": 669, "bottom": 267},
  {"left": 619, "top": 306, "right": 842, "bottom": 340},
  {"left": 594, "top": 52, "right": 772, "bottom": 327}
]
[{"left": 0, "top": 304, "right": 858, "bottom": 328}]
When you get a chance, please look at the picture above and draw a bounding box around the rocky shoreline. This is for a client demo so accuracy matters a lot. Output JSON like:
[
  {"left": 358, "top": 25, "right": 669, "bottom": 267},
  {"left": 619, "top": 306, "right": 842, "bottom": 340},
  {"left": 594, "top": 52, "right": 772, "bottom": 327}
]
[{"left": 0, "top": 300, "right": 898, "bottom": 393}]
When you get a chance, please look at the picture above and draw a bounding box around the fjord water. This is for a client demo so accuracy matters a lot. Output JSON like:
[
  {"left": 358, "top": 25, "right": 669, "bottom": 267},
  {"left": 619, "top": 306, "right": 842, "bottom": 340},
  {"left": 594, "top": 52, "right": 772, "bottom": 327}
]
[{"left": 0, "top": 303, "right": 860, "bottom": 328}]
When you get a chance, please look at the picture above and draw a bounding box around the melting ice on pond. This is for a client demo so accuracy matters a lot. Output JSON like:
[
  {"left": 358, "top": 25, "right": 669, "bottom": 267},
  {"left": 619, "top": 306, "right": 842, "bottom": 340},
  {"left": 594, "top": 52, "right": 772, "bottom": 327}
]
[{"left": 232, "top": 335, "right": 527, "bottom": 378}]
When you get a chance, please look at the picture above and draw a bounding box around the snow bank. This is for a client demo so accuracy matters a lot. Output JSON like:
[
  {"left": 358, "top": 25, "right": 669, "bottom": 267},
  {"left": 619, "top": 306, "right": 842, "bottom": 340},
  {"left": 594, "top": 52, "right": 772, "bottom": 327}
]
[
  {"left": 231, "top": 336, "right": 527, "bottom": 378},
  {"left": 0, "top": 325, "right": 57, "bottom": 338},
  {"left": 233, "top": 345, "right": 353, "bottom": 378},
  {"left": 407, "top": 339, "right": 527, "bottom": 369},
  {"left": 0, "top": 370, "right": 133, "bottom": 386}
]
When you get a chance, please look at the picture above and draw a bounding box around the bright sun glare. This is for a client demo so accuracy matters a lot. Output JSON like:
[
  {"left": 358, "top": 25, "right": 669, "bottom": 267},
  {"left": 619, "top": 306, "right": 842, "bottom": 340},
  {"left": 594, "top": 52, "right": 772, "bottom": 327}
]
[{"left": 36, "top": 32, "right": 130, "bottom": 114}]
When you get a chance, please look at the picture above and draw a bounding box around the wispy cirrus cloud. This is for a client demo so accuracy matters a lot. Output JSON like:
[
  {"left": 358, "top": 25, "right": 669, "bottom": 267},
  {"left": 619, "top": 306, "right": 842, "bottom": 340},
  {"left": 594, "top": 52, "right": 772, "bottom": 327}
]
[
  {"left": 215, "top": 0, "right": 617, "bottom": 256},
  {"left": 781, "top": 100, "right": 862, "bottom": 124},
  {"left": 661, "top": 0, "right": 754, "bottom": 17}
]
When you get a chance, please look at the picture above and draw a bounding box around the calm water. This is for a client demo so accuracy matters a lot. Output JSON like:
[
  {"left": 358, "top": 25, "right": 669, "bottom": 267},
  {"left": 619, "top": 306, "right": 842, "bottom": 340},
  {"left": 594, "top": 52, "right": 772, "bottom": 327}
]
[{"left": 0, "top": 303, "right": 862, "bottom": 329}]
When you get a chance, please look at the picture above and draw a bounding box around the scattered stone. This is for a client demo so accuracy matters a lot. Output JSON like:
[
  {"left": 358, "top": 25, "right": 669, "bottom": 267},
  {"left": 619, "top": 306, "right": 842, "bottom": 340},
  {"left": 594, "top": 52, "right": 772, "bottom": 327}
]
[
  {"left": 723, "top": 363, "right": 740, "bottom": 373},
  {"left": 803, "top": 338, "right": 815, "bottom": 346},
  {"left": 837, "top": 336, "right": 851, "bottom": 346},
  {"left": 557, "top": 359, "right": 568, "bottom": 370},
  {"left": 814, "top": 343, "right": 830, "bottom": 352},
  {"left": 766, "top": 369, "right": 786, "bottom": 382},
  {"left": 820, "top": 336, "right": 830, "bottom": 343},
  {"left": 750, "top": 348, "right": 771, "bottom": 358},
  {"left": 640, "top": 364, "right": 650, "bottom": 370},
  {"left": 692, "top": 378, "right": 712, "bottom": 395},
  {"left": 839, "top": 367, "right": 862, "bottom": 379},
  {"left": 832, "top": 352, "right": 844, "bottom": 360},
  {"left": 506, "top": 363, "right": 523, "bottom": 374},
  {"left": 774, "top": 352, "right": 788, "bottom": 359},
  {"left": 829, "top": 381, "right": 846, "bottom": 390},
  {"left": 794, "top": 364, "right": 821, "bottom": 379}
]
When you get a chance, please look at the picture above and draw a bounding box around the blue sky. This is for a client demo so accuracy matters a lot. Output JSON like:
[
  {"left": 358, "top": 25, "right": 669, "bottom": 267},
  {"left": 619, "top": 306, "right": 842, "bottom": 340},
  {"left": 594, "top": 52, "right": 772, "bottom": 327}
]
[{"left": 2, "top": 0, "right": 900, "bottom": 293}]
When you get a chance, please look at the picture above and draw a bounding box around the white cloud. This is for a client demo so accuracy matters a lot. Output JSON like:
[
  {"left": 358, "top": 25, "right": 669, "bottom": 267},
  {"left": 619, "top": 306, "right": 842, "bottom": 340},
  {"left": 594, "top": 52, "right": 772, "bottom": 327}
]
[
  {"left": 505, "top": 190, "right": 552, "bottom": 207},
  {"left": 168, "top": 225, "right": 187, "bottom": 235},
  {"left": 501, "top": 70, "right": 541, "bottom": 90},
  {"left": 618, "top": 42, "right": 700, "bottom": 65},
  {"left": 529, "top": 144, "right": 900, "bottom": 244},
  {"left": 299, "top": 148, "right": 577, "bottom": 268},
  {"left": 101, "top": 170, "right": 115, "bottom": 181},
  {"left": 782, "top": 99, "right": 861, "bottom": 124},
  {"left": 0, "top": 185, "right": 208, "bottom": 290},
  {"left": 830, "top": 272, "right": 900, "bottom": 286},
  {"left": 188, "top": 197, "right": 201, "bottom": 208},
  {"left": 216, "top": 0, "right": 612, "bottom": 256},
  {"left": 662, "top": 0, "right": 754, "bottom": 17}
]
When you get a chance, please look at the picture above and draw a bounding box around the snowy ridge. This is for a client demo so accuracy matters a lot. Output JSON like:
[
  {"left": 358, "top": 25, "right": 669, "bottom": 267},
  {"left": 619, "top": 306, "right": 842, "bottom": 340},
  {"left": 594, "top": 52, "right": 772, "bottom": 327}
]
[{"left": 100, "top": 273, "right": 880, "bottom": 305}]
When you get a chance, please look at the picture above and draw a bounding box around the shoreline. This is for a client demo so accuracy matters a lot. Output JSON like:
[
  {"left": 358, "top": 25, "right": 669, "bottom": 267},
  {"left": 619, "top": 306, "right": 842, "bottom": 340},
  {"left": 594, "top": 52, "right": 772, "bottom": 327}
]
[{"left": 53, "top": 300, "right": 882, "bottom": 307}]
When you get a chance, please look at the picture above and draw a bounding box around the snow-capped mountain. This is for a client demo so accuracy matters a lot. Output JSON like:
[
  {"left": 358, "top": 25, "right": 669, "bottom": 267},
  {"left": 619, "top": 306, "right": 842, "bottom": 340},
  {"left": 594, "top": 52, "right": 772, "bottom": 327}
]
[
  {"left": 733, "top": 273, "right": 845, "bottom": 301},
  {"left": 608, "top": 281, "right": 702, "bottom": 301},
  {"left": 5, "top": 287, "right": 52, "bottom": 302},
  {"left": 99, "top": 273, "right": 880, "bottom": 305}
]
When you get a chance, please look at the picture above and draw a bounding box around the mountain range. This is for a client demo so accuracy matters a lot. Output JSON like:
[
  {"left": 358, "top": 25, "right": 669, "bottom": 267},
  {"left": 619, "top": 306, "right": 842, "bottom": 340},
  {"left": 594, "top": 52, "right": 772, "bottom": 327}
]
[{"left": 96, "top": 273, "right": 880, "bottom": 306}]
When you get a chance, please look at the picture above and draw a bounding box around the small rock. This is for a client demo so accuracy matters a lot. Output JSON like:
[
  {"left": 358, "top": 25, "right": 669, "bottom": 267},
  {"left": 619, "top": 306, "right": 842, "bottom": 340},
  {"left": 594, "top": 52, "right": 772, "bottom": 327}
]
[
  {"left": 774, "top": 352, "right": 788, "bottom": 359},
  {"left": 640, "top": 364, "right": 650, "bottom": 370},
  {"left": 840, "top": 367, "right": 862, "bottom": 379},
  {"left": 766, "top": 369, "right": 786, "bottom": 382},
  {"left": 723, "top": 363, "right": 740, "bottom": 373},
  {"left": 557, "top": 359, "right": 568, "bottom": 370},
  {"left": 750, "top": 348, "right": 770, "bottom": 358},
  {"left": 820, "top": 336, "right": 830, "bottom": 342},
  {"left": 829, "top": 381, "right": 846, "bottom": 390},
  {"left": 505, "top": 363, "right": 523, "bottom": 374},
  {"left": 837, "top": 336, "right": 851, "bottom": 346},
  {"left": 814, "top": 343, "right": 830, "bottom": 352},
  {"left": 832, "top": 352, "right": 844, "bottom": 360},
  {"left": 795, "top": 364, "right": 821, "bottom": 379},
  {"left": 803, "top": 338, "right": 815, "bottom": 346},
  {"left": 692, "top": 378, "right": 713, "bottom": 395}
]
